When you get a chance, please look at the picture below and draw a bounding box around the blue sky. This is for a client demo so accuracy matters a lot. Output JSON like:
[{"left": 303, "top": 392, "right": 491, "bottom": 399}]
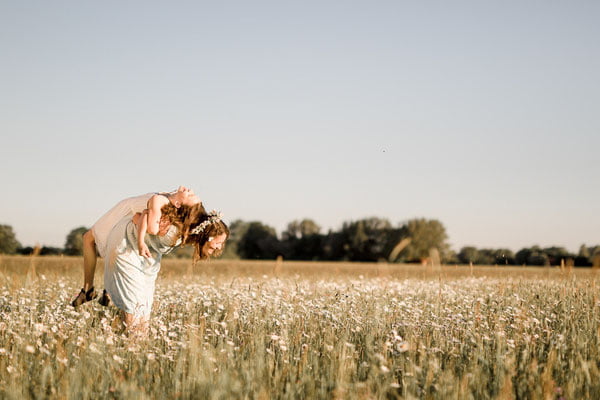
[{"left": 1, "top": 1, "right": 599, "bottom": 253}]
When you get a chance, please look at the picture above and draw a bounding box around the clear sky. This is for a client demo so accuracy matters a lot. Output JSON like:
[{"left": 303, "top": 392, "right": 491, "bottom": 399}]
[{"left": 1, "top": 1, "right": 598, "bottom": 253}]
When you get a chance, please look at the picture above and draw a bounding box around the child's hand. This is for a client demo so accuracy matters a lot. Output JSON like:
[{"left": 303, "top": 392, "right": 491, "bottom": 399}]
[{"left": 138, "top": 242, "right": 151, "bottom": 258}]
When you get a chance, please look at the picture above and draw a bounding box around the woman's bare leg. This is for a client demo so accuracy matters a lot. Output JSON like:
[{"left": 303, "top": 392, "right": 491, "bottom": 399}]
[
  {"left": 82, "top": 229, "right": 98, "bottom": 291},
  {"left": 71, "top": 230, "right": 99, "bottom": 307}
]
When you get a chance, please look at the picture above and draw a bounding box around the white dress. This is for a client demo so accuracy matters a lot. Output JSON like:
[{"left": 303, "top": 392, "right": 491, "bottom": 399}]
[
  {"left": 91, "top": 193, "right": 155, "bottom": 258},
  {"left": 103, "top": 216, "right": 181, "bottom": 317}
]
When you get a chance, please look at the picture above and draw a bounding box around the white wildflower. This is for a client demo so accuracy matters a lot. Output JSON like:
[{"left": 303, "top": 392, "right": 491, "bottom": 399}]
[
  {"left": 89, "top": 343, "right": 102, "bottom": 355},
  {"left": 396, "top": 342, "right": 410, "bottom": 352}
]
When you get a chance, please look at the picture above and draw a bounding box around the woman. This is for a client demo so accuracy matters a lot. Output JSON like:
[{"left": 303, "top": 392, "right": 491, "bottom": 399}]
[
  {"left": 71, "top": 186, "right": 201, "bottom": 307},
  {"left": 103, "top": 203, "right": 229, "bottom": 333}
]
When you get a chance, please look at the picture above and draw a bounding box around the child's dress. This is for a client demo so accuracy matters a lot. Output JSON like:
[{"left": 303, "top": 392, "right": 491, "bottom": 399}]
[
  {"left": 91, "top": 193, "right": 155, "bottom": 258},
  {"left": 103, "top": 216, "right": 181, "bottom": 317}
]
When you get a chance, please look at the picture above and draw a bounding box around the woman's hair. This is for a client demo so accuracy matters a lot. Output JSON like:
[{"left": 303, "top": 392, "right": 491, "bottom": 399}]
[
  {"left": 160, "top": 203, "right": 229, "bottom": 263},
  {"left": 187, "top": 217, "right": 230, "bottom": 263}
]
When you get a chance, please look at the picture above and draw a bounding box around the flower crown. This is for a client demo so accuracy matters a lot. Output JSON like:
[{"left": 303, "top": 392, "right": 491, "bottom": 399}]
[{"left": 190, "top": 210, "right": 223, "bottom": 235}]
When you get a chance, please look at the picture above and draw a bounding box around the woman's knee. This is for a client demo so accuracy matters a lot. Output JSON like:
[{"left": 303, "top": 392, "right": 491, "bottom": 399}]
[{"left": 83, "top": 230, "right": 95, "bottom": 245}]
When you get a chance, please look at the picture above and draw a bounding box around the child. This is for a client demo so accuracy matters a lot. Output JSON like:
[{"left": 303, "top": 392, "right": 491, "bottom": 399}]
[
  {"left": 135, "top": 189, "right": 199, "bottom": 258},
  {"left": 71, "top": 186, "right": 200, "bottom": 307}
]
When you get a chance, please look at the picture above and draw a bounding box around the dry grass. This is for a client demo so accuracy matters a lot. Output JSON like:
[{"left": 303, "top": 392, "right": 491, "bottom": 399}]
[{"left": 1, "top": 255, "right": 599, "bottom": 399}]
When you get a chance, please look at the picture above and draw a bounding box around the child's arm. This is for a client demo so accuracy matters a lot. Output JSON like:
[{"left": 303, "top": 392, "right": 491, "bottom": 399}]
[
  {"left": 146, "top": 194, "right": 170, "bottom": 235},
  {"left": 136, "top": 210, "right": 152, "bottom": 258}
]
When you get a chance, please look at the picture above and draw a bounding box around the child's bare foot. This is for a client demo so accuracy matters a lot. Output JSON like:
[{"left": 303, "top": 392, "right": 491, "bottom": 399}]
[{"left": 71, "top": 287, "right": 97, "bottom": 307}]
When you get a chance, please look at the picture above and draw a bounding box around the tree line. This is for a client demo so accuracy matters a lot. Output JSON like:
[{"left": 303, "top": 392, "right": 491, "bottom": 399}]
[
  {"left": 1, "top": 220, "right": 598, "bottom": 266},
  {"left": 0, "top": 225, "right": 87, "bottom": 256}
]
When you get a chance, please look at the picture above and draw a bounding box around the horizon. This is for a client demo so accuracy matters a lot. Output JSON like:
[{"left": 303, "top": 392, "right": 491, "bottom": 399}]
[{"left": 6, "top": 213, "right": 597, "bottom": 255}]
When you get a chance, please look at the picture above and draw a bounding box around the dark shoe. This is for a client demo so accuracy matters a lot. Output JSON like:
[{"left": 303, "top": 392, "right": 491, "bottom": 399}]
[
  {"left": 98, "top": 289, "right": 111, "bottom": 307},
  {"left": 71, "top": 287, "right": 97, "bottom": 307}
]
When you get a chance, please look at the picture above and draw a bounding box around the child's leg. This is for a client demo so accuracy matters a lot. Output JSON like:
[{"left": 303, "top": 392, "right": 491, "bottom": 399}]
[{"left": 82, "top": 229, "right": 97, "bottom": 291}]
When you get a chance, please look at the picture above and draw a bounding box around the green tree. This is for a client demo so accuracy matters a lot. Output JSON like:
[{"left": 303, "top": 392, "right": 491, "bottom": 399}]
[
  {"left": 515, "top": 246, "right": 549, "bottom": 266},
  {"left": 282, "top": 221, "right": 300, "bottom": 241},
  {"left": 543, "top": 246, "right": 573, "bottom": 266},
  {"left": 574, "top": 245, "right": 592, "bottom": 266},
  {"left": 282, "top": 219, "right": 321, "bottom": 240},
  {"left": 237, "top": 221, "right": 280, "bottom": 259},
  {"left": 592, "top": 246, "right": 600, "bottom": 268},
  {"left": 458, "top": 246, "right": 479, "bottom": 264},
  {"left": 219, "top": 219, "right": 250, "bottom": 259},
  {"left": 491, "top": 249, "right": 515, "bottom": 265},
  {"left": 458, "top": 247, "right": 515, "bottom": 265},
  {"left": 321, "top": 230, "right": 346, "bottom": 261},
  {"left": 477, "top": 249, "right": 501, "bottom": 265},
  {"left": 298, "top": 219, "right": 321, "bottom": 237},
  {"left": 400, "top": 218, "right": 449, "bottom": 263},
  {"left": 281, "top": 219, "right": 323, "bottom": 260},
  {"left": 41, "top": 246, "right": 63, "bottom": 256},
  {"left": 0, "top": 224, "right": 21, "bottom": 254},
  {"left": 444, "top": 248, "right": 459, "bottom": 264},
  {"left": 576, "top": 244, "right": 600, "bottom": 266},
  {"left": 64, "top": 226, "right": 88, "bottom": 256},
  {"left": 339, "top": 217, "right": 394, "bottom": 261},
  {"left": 578, "top": 244, "right": 590, "bottom": 259},
  {"left": 487, "top": 249, "right": 515, "bottom": 265}
]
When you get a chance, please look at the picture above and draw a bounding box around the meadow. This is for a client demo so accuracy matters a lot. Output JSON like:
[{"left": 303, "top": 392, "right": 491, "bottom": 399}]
[{"left": 0, "top": 255, "right": 599, "bottom": 399}]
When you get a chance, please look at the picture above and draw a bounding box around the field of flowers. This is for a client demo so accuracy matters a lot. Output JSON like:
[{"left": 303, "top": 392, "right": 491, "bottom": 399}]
[{"left": 1, "top": 256, "right": 599, "bottom": 399}]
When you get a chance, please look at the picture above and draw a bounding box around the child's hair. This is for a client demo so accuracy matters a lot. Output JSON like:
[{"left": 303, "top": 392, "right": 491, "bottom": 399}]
[
  {"left": 160, "top": 202, "right": 207, "bottom": 242},
  {"left": 160, "top": 203, "right": 229, "bottom": 263}
]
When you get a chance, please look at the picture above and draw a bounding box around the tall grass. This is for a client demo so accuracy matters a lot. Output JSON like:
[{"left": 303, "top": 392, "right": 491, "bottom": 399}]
[{"left": 0, "top": 256, "right": 599, "bottom": 399}]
